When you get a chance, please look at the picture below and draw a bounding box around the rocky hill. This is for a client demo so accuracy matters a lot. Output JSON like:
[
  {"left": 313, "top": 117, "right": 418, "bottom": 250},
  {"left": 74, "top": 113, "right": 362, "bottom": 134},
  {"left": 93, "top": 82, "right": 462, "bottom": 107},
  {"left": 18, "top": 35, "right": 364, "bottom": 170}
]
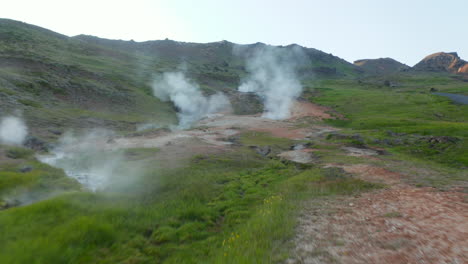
[
  {"left": 413, "top": 52, "right": 468, "bottom": 75},
  {"left": 354, "top": 58, "right": 409, "bottom": 75}
]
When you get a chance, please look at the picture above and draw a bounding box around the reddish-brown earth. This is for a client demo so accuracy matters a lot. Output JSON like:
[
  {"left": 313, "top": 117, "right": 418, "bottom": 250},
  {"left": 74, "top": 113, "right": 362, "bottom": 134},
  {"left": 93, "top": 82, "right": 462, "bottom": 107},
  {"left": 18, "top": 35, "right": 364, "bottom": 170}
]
[
  {"left": 289, "top": 163, "right": 468, "bottom": 264},
  {"left": 289, "top": 100, "right": 335, "bottom": 120}
]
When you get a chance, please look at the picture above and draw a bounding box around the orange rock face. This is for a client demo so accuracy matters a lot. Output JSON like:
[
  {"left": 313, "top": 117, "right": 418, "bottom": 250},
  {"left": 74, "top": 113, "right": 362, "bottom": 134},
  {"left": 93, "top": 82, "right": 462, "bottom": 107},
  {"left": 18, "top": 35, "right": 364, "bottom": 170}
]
[
  {"left": 458, "top": 63, "right": 468, "bottom": 74},
  {"left": 413, "top": 52, "right": 468, "bottom": 75}
]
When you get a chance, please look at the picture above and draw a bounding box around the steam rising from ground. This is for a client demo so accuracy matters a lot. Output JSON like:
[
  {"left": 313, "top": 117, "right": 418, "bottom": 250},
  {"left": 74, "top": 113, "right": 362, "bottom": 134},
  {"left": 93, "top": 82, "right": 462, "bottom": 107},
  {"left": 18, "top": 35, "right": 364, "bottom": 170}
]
[
  {"left": 152, "top": 72, "right": 231, "bottom": 129},
  {"left": 0, "top": 116, "right": 28, "bottom": 145},
  {"left": 238, "top": 46, "right": 304, "bottom": 120},
  {"left": 38, "top": 130, "right": 123, "bottom": 191}
]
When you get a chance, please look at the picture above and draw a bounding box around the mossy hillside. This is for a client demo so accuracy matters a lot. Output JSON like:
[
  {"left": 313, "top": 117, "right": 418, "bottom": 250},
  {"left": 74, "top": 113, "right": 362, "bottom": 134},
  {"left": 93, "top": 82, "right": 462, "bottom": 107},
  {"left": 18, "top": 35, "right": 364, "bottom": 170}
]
[{"left": 1, "top": 18, "right": 363, "bottom": 137}]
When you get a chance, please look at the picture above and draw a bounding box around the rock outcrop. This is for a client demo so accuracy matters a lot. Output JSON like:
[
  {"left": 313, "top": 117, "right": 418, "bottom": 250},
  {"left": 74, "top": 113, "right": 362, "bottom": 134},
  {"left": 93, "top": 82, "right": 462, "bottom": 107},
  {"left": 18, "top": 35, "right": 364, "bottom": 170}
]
[{"left": 413, "top": 52, "right": 468, "bottom": 75}]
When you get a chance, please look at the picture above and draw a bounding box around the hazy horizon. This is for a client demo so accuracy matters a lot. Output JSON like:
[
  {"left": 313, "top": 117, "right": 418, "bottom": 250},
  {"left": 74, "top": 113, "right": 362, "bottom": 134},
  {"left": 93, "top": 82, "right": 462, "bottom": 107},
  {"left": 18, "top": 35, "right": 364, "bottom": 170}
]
[{"left": 1, "top": 0, "right": 467, "bottom": 66}]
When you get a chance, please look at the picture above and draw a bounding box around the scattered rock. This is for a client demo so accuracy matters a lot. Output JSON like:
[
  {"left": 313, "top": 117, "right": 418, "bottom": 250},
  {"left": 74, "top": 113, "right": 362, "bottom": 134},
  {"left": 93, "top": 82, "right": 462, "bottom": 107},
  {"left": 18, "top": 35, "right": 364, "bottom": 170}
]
[
  {"left": 249, "top": 146, "right": 271, "bottom": 157},
  {"left": 290, "top": 142, "right": 313, "bottom": 150},
  {"left": 225, "top": 135, "right": 241, "bottom": 145},
  {"left": 386, "top": 130, "right": 406, "bottom": 137},
  {"left": 48, "top": 129, "right": 62, "bottom": 135},
  {"left": 0, "top": 199, "right": 20, "bottom": 210},
  {"left": 424, "top": 136, "right": 459, "bottom": 144},
  {"left": 24, "top": 136, "right": 47, "bottom": 151},
  {"left": 327, "top": 132, "right": 364, "bottom": 144},
  {"left": 342, "top": 146, "right": 379, "bottom": 156},
  {"left": 278, "top": 150, "right": 316, "bottom": 164},
  {"left": 19, "top": 166, "right": 32, "bottom": 173},
  {"left": 322, "top": 167, "right": 350, "bottom": 180}
]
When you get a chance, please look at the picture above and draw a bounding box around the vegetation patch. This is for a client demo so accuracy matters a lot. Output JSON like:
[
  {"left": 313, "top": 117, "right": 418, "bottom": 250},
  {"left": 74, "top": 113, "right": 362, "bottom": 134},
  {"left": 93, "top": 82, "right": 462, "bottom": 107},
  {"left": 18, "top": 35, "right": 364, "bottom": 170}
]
[
  {"left": 311, "top": 78, "right": 468, "bottom": 168},
  {"left": 0, "top": 149, "right": 379, "bottom": 263}
]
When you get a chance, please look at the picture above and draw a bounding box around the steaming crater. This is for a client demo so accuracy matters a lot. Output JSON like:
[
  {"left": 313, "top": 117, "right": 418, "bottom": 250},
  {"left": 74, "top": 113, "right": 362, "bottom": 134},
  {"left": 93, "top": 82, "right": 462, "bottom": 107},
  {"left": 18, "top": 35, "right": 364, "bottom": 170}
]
[
  {"left": 38, "top": 151, "right": 121, "bottom": 191},
  {"left": 0, "top": 116, "right": 28, "bottom": 145},
  {"left": 152, "top": 71, "right": 231, "bottom": 129},
  {"left": 236, "top": 46, "right": 305, "bottom": 120},
  {"left": 37, "top": 130, "right": 121, "bottom": 191}
]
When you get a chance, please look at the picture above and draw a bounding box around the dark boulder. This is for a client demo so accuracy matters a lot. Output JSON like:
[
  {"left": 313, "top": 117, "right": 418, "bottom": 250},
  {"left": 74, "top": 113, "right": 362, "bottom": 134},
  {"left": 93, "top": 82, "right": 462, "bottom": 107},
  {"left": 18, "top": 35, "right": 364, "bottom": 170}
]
[
  {"left": 19, "top": 166, "right": 33, "bottom": 173},
  {"left": 249, "top": 146, "right": 271, "bottom": 157},
  {"left": 290, "top": 142, "right": 313, "bottom": 150},
  {"left": 24, "top": 136, "right": 47, "bottom": 151}
]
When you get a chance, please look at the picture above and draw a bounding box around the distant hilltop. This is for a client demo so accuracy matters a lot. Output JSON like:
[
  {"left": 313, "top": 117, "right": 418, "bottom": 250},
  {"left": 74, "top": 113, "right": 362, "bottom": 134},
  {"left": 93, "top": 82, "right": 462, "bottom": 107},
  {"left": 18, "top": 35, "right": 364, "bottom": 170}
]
[
  {"left": 354, "top": 58, "right": 410, "bottom": 75},
  {"left": 413, "top": 52, "right": 468, "bottom": 75},
  {"left": 354, "top": 52, "right": 468, "bottom": 76}
]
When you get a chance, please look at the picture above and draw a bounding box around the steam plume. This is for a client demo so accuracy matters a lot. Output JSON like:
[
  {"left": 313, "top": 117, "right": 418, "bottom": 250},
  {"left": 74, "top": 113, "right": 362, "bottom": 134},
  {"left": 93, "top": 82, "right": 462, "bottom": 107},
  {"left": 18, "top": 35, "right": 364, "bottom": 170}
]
[
  {"left": 38, "top": 129, "right": 122, "bottom": 191},
  {"left": 0, "top": 116, "right": 28, "bottom": 145},
  {"left": 238, "top": 46, "right": 304, "bottom": 120},
  {"left": 152, "top": 72, "right": 231, "bottom": 129}
]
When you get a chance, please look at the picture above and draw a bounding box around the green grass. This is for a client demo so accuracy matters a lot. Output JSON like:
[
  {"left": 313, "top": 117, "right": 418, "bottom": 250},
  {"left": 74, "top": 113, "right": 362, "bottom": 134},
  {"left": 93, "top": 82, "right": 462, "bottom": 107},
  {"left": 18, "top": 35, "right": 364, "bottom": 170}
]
[
  {"left": 18, "top": 98, "right": 42, "bottom": 108},
  {"left": 0, "top": 151, "right": 80, "bottom": 211},
  {"left": 239, "top": 131, "right": 292, "bottom": 147},
  {"left": 0, "top": 148, "right": 379, "bottom": 264},
  {"left": 383, "top": 211, "right": 402, "bottom": 218},
  {"left": 5, "top": 147, "right": 34, "bottom": 159},
  {"left": 310, "top": 77, "right": 468, "bottom": 168},
  {"left": 0, "top": 162, "right": 80, "bottom": 195}
]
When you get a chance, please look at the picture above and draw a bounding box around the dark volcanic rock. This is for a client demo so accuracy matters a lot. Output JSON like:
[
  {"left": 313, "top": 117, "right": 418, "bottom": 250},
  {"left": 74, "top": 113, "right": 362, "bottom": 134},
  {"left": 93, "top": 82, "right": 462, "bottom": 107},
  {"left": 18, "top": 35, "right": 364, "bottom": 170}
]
[
  {"left": 249, "top": 146, "right": 271, "bottom": 157},
  {"left": 290, "top": 142, "right": 313, "bottom": 150},
  {"left": 327, "top": 132, "right": 365, "bottom": 145},
  {"left": 424, "top": 136, "right": 459, "bottom": 144},
  {"left": 19, "top": 166, "right": 33, "bottom": 173},
  {"left": 24, "top": 136, "right": 47, "bottom": 151}
]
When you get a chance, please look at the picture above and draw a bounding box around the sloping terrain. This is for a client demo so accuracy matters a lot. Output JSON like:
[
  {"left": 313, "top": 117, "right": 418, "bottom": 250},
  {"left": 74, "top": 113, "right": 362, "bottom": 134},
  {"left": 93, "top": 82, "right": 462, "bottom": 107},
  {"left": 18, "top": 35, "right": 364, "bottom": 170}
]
[
  {"left": 0, "top": 18, "right": 362, "bottom": 141},
  {"left": 0, "top": 19, "right": 467, "bottom": 264},
  {"left": 354, "top": 58, "right": 409, "bottom": 75}
]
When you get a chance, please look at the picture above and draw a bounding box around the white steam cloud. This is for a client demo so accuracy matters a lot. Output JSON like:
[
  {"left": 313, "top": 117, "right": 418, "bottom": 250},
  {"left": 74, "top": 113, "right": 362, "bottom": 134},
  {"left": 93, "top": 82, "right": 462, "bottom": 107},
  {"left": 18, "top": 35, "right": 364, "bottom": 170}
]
[
  {"left": 238, "top": 46, "right": 304, "bottom": 120},
  {"left": 38, "top": 129, "right": 122, "bottom": 191},
  {"left": 152, "top": 72, "right": 231, "bottom": 129},
  {"left": 0, "top": 116, "right": 28, "bottom": 145}
]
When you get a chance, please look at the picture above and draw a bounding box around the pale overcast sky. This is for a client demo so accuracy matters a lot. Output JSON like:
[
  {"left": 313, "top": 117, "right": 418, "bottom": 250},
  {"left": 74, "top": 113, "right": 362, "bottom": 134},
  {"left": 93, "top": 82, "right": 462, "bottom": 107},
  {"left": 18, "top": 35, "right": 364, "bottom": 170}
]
[{"left": 1, "top": 0, "right": 466, "bottom": 66}]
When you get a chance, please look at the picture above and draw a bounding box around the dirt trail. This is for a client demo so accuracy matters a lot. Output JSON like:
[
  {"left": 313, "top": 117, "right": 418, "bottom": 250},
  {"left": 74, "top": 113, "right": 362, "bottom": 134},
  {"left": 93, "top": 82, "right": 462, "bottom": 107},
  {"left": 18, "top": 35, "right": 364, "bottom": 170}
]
[{"left": 289, "top": 163, "right": 468, "bottom": 264}]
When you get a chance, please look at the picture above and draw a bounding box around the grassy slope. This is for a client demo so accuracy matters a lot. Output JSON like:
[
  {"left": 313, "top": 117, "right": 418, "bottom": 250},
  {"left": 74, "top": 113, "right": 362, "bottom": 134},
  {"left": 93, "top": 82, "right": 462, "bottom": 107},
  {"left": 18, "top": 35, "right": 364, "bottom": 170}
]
[
  {"left": 0, "top": 19, "right": 177, "bottom": 137},
  {"left": 0, "top": 145, "right": 81, "bottom": 207},
  {"left": 0, "top": 19, "right": 360, "bottom": 140},
  {"left": 0, "top": 143, "right": 378, "bottom": 264},
  {"left": 309, "top": 73, "right": 468, "bottom": 170}
]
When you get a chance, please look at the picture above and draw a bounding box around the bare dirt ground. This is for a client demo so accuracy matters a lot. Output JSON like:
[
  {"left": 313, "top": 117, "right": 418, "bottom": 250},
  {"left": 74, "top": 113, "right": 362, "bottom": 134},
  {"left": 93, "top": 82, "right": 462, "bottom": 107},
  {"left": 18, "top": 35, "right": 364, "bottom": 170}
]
[
  {"left": 113, "top": 100, "right": 337, "bottom": 152},
  {"left": 289, "top": 163, "right": 468, "bottom": 264}
]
